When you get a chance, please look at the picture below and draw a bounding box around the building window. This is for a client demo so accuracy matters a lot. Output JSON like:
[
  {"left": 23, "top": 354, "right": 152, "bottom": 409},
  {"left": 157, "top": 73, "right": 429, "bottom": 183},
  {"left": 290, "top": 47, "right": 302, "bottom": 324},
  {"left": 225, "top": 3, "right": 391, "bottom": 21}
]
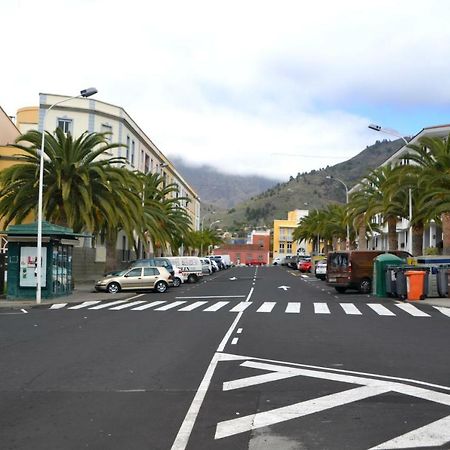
[
  {"left": 279, "top": 242, "right": 285, "bottom": 254},
  {"left": 101, "top": 124, "right": 112, "bottom": 142},
  {"left": 57, "top": 118, "right": 72, "bottom": 134},
  {"left": 122, "top": 236, "right": 127, "bottom": 262},
  {"left": 286, "top": 242, "right": 292, "bottom": 253},
  {"left": 131, "top": 140, "right": 135, "bottom": 166},
  {"left": 126, "top": 136, "right": 130, "bottom": 161},
  {"left": 145, "top": 154, "right": 150, "bottom": 173}
]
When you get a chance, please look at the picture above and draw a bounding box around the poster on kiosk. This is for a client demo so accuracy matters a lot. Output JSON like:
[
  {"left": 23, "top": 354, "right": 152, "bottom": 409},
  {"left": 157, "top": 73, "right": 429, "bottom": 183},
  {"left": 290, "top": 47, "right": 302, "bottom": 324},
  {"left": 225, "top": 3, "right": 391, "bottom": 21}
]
[{"left": 19, "top": 246, "right": 47, "bottom": 288}]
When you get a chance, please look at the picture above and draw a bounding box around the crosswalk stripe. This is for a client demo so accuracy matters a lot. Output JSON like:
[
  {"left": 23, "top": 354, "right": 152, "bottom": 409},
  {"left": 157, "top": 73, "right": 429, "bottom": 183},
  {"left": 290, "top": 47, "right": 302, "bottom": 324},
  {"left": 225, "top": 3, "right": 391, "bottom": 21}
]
[
  {"left": 433, "top": 306, "right": 450, "bottom": 317},
  {"left": 50, "top": 303, "right": 67, "bottom": 309},
  {"left": 285, "top": 302, "right": 301, "bottom": 313},
  {"left": 367, "top": 304, "right": 396, "bottom": 316},
  {"left": 203, "top": 301, "right": 230, "bottom": 312},
  {"left": 395, "top": 303, "right": 430, "bottom": 317},
  {"left": 131, "top": 300, "right": 166, "bottom": 310},
  {"left": 178, "top": 301, "right": 208, "bottom": 311},
  {"left": 89, "top": 300, "right": 128, "bottom": 310},
  {"left": 109, "top": 300, "right": 147, "bottom": 310},
  {"left": 229, "top": 302, "right": 253, "bottom": 312},
  {"left": 68, "top": 301, "right": 101, "bottom": 309},
  {"left": 314, "top": 302, "right": 330, "bottom": 314},
  {"left": 155, "top": 301, "right": 187, "bottom": 311},
  {"left": 256, "top": 302, "right": 276, "bottom": 313},
  {"left": 340, "top": 303, "right": 362, "bottom": 315}
]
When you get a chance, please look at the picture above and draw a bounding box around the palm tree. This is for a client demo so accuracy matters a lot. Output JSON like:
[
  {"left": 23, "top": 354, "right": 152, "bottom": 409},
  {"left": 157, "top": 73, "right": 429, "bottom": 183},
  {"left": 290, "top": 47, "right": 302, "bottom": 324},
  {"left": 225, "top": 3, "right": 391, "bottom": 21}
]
[
  {"left": 350, "top": 166, "right": 406, "bottom": 251},
  {"left": 0, "top": 128, "right": 139, "bottom": 231},
  {"left": 138, "top": 172, "right": 192, "bottom": 257},
  {"left": 404, "top": 133, "right": 450, "bottom": 254}
]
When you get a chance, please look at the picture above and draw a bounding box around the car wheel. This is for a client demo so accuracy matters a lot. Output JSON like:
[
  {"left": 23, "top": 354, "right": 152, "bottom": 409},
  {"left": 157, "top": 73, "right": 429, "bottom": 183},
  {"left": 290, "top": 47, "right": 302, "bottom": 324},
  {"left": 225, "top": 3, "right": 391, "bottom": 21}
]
[
  {"left": 154, "top": 281, "right": 168, "bottom": 293},
  {"left": 187, "top": 274, "right": 198, "bottom": 283},
  {"left": 173, "top": 277, "right": 181, "bottom": 287},
  {"left": 358, "top": 278, "right": 371, "bottom": 294},
  {"left": 107, "top": 282, "right": 120, "bottom": 294},
  {"left": 335, "top": 286, "right": 347, "bottom": 293}
]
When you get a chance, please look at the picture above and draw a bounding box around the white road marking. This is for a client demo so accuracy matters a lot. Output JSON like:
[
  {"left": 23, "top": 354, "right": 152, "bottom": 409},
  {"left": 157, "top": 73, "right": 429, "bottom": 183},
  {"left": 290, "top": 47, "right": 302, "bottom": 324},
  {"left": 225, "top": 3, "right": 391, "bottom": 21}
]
[
  {"left": 175, "top": 295, "right": 245, "bottom": 299},
  {"left": 231, "top": 338, "right": 239, "bottom": 345},
  {"left": 50, "top": 303, "right": 67, "bottom": 309},
  {"left": 285, "top": 302, "right": 301, "bottom": 313},
  {"left": 314, "top": 302, "right": 330, "bottom": 314},
  {"left": 68, "top": 300, "right": 101, "bottom": 309},
  {"left": 155, "top": 301, "right": 187, "bottom": 311},
  {"left": 433, "top": 306, "right": 450, "bottom": 317},
  {"left": 178, "top": 301, "right": 208, "bottom": 311},
  {"left": 340, "top": 303, "right": 362, "bottom": 315},
  {"left": 256, "top": 302, "right": 276, "bottom": 313},
  {"left": 21, "top": 309, "right": 28, "bottom": 314},
  {"left": 370, "top": 414, "right": 450, "bottom": 449},
  {"left": 215, "top": 385, "right": 389, "bottom": 439},
  {"left": 367, "top": 304, "right": 396, "bottom": 316},
  {"left": 131, "top": 300, "right": 166, "bottom": 310},
  {"left": 171, "top": 287, "right": 255, "bottom": 450},
  {"left": 203, "top": 301, "right": 230, "bottom": 312},
  {"left": 395, "top": 303, "right": 430, "bottom": 317},
  {"left": 236, "top": 328, "right": 243, "bottom": 334},
  {"left": 229, "top": 302, "right": 253, "bottom": 312},
  {"left": 109, "top": 300, "right": 147, "bottom": 310},
  {"left": 214, "top": 357, "right": 450, "bottom": 446},
  {"left": 89, "top": 300, "right": 128, "bottom": 310}
]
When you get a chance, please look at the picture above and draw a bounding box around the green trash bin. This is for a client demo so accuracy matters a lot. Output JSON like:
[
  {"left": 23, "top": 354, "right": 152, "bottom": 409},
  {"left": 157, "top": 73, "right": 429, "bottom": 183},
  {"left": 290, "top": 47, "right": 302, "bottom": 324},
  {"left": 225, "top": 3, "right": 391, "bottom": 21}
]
[{"left": 373, "top": 254, "right": 404, "bottom": 297}]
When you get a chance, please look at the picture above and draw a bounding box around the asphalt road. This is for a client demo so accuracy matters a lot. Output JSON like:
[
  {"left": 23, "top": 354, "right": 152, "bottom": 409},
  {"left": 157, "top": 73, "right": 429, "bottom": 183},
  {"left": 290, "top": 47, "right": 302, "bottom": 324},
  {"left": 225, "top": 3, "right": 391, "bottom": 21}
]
[{"left": 0, "top": 266, "right": 449, "bottom": 450}]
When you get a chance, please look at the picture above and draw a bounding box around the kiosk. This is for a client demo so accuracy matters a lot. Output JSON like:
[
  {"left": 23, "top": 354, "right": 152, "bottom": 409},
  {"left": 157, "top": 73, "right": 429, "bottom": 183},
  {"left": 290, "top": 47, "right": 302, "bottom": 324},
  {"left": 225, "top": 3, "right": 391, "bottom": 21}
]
[{"left": 6, "top": 221, "right": 79, "bottom": 300}]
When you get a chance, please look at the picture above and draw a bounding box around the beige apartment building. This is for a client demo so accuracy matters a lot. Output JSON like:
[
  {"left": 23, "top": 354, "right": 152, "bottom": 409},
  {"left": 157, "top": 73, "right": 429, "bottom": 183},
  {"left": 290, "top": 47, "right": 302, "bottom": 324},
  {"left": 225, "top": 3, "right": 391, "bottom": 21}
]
[{"left": 7, "top": 93, "right": 200, "bottom": 278}]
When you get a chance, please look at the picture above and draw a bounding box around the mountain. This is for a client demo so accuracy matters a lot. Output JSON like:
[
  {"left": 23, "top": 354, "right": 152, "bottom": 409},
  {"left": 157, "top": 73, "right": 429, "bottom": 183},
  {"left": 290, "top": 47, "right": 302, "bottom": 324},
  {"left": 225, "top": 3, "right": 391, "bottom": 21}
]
[
  {"left": 211, "top": 138, "right": 406, "bottom": 230},
  {"left": 170, "top": 157, "right": 276, "bottom": 209}
]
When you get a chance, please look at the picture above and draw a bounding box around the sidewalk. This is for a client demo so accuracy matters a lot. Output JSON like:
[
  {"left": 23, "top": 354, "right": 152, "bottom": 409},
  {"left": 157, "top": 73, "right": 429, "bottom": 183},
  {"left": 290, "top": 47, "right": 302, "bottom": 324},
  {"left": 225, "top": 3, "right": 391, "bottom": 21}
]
[{"left": 0, "top": 283, "right": 134, "bottom": 309}]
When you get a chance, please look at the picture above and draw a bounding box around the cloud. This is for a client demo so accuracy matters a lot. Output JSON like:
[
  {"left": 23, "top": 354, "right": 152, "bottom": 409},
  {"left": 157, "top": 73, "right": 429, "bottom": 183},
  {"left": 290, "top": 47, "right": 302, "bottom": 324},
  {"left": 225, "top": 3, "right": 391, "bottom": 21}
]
[{"left": 3, "top": 0, "right": 450, "bottom": 180}]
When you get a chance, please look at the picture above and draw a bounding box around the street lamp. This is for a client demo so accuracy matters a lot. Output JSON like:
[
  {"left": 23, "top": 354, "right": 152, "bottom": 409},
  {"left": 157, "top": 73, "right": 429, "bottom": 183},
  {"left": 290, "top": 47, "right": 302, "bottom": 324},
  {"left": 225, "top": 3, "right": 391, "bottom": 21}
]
[
  {"left": 368, "top": 123, "right": 412, "bottom": 254},
  {"left": 209, "top": 219, "right": 221, "bottom": 230},
  {"left": 326, "top": 175, "right": 350, "bottom": 250},
  {"left": 36, "top": 87, "right": 98, "bottom": 304},
  {"left": 200, "top": 212, "right": 216, "bottom": 256}
]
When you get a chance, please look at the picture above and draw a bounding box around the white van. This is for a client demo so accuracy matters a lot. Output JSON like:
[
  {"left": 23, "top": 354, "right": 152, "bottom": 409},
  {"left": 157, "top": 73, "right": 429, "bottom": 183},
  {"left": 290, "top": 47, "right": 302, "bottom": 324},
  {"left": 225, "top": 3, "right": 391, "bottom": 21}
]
[
  {"left": 167, "top": 257, "right": 203, "bottom": 283},
  {"left": 215, "top": 254, "right": 231, "bottom": 268}
]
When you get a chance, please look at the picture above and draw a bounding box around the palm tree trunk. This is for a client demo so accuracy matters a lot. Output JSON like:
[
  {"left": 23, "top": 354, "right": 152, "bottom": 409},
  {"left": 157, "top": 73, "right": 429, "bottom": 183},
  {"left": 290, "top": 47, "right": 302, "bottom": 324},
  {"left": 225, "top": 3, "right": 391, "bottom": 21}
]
[
  {"left": 387, "top": 216, "right": 398, "bottom": 251},
  {"left": 105, "top": 230, "right": 118, "bottom": 274},
  {"left": 358, "top": 225, "right": 367, "bottom": 250},
  {"left": 441, "top": 212, "right": 450, "bottom": 254},
  {"left": 412, "top": 223, "right": 424, "bottom": 256}
]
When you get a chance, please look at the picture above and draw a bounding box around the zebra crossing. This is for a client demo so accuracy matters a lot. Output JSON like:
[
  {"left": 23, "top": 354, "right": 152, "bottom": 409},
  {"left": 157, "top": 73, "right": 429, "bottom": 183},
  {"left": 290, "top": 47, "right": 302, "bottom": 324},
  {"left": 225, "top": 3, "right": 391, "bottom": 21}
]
[{"left": 48, "top": 299, "right": 450, "bottom": 319}]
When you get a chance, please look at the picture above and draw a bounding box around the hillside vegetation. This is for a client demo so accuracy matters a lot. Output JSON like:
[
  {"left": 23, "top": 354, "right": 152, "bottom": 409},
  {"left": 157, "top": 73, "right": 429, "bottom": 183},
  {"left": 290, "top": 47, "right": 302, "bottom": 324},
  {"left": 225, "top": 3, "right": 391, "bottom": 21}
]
[{"left": 172, "top": 139, "right": 405, "bottom": 230}]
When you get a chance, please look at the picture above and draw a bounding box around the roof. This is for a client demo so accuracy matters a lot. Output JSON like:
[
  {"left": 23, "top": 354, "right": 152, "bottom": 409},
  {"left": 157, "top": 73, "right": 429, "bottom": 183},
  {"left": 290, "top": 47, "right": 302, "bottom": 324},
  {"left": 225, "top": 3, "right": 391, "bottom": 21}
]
[{"left": 5, "top": 221, "right": 86, "bottom": 238}]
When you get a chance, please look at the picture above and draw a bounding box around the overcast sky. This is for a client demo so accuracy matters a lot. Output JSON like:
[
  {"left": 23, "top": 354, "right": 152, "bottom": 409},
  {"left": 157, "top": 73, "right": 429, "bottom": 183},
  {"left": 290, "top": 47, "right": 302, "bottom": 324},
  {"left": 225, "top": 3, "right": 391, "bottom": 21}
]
[{"left": 3, "top": 0, "right": 450, "bottom": 180}]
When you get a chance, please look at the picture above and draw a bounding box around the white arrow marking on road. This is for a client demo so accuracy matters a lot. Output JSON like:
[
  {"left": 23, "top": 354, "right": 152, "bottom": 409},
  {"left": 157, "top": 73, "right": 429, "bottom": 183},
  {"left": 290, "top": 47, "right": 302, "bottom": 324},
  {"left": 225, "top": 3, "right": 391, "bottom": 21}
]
[{"left": 278, "top": 285, "right": 290, "bottom": 290}]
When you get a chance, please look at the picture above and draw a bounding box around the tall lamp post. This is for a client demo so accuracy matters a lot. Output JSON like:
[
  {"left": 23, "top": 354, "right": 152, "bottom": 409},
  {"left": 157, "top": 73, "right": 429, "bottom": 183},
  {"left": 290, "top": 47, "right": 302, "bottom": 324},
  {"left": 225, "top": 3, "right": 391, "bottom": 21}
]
[
  {"left": 326, "top": 175, "right": 349, "bottom": 250},
  {"left": 199, "top": 212, "right": 216, "bottom": 256},
  {"left": 368, "top": 123, "right": 412, "bottom": 255},
  {"left": 36, "top": 87, "right": 98, "bottom": 304}
]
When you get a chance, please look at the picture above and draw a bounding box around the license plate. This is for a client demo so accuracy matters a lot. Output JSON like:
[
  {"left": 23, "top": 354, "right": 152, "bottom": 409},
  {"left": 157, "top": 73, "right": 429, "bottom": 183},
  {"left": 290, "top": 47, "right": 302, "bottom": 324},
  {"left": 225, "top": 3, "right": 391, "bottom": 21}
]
[{"left": 328, "top": 277, "right": 336, "bottom": 282}]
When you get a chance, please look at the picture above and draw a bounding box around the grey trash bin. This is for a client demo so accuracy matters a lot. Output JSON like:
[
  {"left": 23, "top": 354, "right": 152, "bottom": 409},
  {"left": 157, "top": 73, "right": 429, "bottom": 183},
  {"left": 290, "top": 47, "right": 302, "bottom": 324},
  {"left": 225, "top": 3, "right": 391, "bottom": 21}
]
[
  {"left": 396, "top": 268, "right": 408, "bottom": 301},
  {"left": 437, "top": 267, "right": 449, "bottom": 297}
]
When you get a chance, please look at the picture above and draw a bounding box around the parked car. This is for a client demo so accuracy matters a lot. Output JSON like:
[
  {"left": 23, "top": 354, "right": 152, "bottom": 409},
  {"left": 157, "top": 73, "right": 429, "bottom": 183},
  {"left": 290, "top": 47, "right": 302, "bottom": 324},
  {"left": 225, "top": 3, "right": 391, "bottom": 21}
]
[
  {"left": 210, "top": 259, "right": 219, "bottom": 272},
  {"left": 285, "top": 255, "right": 300, "bottom": 269},
  {"left": 129, "top": 257, "right": 174, "bottom": 276},
  {"left": 326, "top": 250, "right": 411, "bottom": 294},
  {"left": 272, "top": 256, "right": 285, "bottom": 265},
  {"left": 214, "top": 254, "right": 231, "bottom": 268},
  {"left": 172, "top": 265, "right": 184, "bottom": 287},
  {"left": 297, "top": 257, "right": 312, "bottom": 272},
  {"left": 200, "top": 258, "right": 213, "bottom": 275},
  {"left": 314, "top": 259, "right": 327, "bottom": 280},
  {"left": 208, "top": 255, "right": 226, "bottom": 270},
  {"left": 95, "top": 266, "right": 172, "bottom": 294},
  {"left": 167, "top": 256, "right": 203, "bottom": 283}
]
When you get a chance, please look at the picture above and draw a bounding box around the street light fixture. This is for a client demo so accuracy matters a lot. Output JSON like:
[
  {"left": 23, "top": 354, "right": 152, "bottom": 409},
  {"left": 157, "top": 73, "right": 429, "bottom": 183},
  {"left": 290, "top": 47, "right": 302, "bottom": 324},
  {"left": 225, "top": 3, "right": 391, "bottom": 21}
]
[
  {"left": 36, "top": 87, "right": 98, "bottom": 304},
  {"left": 326, "top": 175, "right": 350, "bottom": 250},
  {"left": 368, "top": 123, "right": 412, "bottom": 254}
]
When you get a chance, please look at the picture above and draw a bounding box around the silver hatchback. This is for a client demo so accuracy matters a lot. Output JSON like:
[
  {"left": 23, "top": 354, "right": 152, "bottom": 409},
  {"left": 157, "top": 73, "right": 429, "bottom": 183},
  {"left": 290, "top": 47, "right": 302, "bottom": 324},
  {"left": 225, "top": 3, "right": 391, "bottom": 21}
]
[{"left": 95, "top": 266, "right": 172, "bottom": 294}]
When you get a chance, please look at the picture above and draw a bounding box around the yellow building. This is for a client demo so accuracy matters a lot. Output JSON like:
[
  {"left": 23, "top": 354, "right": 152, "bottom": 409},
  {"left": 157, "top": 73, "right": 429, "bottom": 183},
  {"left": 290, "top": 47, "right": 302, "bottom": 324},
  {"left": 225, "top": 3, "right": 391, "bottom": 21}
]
[{"left": 272, "top": 209, "right": 313, "bottom": 261}]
